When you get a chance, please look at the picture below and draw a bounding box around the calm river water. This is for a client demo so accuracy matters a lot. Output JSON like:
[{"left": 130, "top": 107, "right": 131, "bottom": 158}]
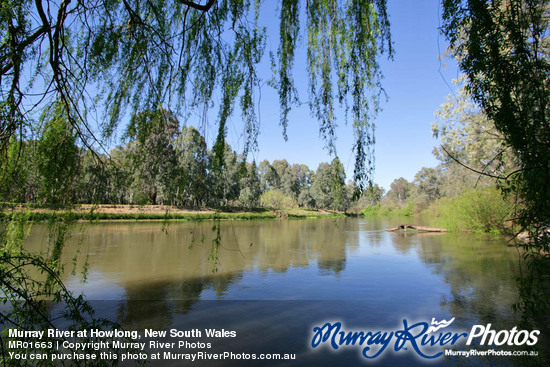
[{"left": 24, "top": 217, "right": 544, "bottom": 366}]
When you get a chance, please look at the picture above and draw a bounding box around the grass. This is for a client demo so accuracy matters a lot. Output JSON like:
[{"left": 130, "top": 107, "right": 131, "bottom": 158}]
[{"left": 360, "top": 202, "right": 414, "bottom": 217}]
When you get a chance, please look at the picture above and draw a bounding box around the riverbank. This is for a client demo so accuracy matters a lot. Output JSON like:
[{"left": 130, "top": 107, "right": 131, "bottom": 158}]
[{"left": 0, "top": 204, "right": 346, "bottom": 222}]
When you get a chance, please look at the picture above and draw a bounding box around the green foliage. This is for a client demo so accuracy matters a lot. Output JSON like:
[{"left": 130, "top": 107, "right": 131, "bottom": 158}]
[
  {"left": 239, "top": 161, "right": 262, "bottom": 208},
  {"left": 305, "top": 0, "right": 392, "bottom": 190},
  {"left": 0, "top": 212, "right": 130, "bottom": 366},
  {"left": 359, "top": 203, "right": 382, "bottom": 217},
  {"left": 259, "top": 190, "right": 297, "bottom": 210},
  {"left": 361, "top": 201, "right": 414, "bottom": 217},
  {"left": 442, "top": 0, "right": 550, "bottom": 316},
  {"left": 1, "top": 0, "right": 391, "bottom": 193},
  {"left": 310, "top": 158, "right": 349, "bottom": 211},
  {"left": 410, "top": 167, "right": 443, "bottom": 210},
  {"left": 124, "top": 110, "right": 179, "bottom": 205},
  {"left": 0, "top": 139, "right": 39, "bottom": 203},
  {"left": 432, "top": 78, "right": 517, "bottom": 177},
  {"left": 37, "top": 104, "right": 80, "bottom": 207},
  {"left": 174, "top": 126, "right": 208, "bottom": 206},
  {"left": 430, "top": 187, "right": 512, "bottom": 234}
]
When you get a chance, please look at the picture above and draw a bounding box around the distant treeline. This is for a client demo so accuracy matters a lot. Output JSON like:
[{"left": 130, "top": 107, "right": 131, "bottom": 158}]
[{"left": 0, "top": 110, "right": 358, "bottom": 211}]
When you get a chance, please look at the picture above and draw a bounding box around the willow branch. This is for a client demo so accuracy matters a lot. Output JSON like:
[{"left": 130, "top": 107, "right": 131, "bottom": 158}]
[{"left": 178, "top": 0, "right": 216, "bottom": 12}]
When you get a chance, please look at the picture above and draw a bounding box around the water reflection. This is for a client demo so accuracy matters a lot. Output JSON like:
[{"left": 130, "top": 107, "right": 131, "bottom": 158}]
[
  {"left": 23, "top": 217, "right": 544, "bottom": 366},
  {"left": 25, "top": 218, "right": 521, "bottom": 317}
]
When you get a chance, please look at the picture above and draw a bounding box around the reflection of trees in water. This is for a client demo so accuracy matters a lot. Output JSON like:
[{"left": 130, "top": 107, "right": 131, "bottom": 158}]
[
  {"left": 318, "top": 258, "right": 346, "bottom": 275},
  {"left": 389, "top": 232, "right": 420, "bottom": 253},
  {"left": 33, "top": 219, "right": 357, "bottom": 328},
  {"left": 117, "top": 273, "right": 241, "bottom": 330},
  {"left": 386, "top": 231, "right": 547, "bottom": 365},
  {"left": 403, "top": 233, "right": 520, "bottom": 325},
  {"left": 248, "top": 219, "right": 355, "bottom": 273}
]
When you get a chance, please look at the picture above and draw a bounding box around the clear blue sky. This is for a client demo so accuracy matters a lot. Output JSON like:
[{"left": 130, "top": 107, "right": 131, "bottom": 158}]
[{"left": 198, "top": 1, "right": 460, "bottom": 191}]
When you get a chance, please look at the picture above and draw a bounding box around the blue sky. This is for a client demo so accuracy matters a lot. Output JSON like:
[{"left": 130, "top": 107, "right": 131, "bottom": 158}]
[{"left": 213, "top": 0, "right": 460, "bottom": 191}]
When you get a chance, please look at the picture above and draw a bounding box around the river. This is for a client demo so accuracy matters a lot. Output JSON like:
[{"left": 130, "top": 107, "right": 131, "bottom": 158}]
[{"left": 23, "top": 217, "right": 544, "bottom": 366}]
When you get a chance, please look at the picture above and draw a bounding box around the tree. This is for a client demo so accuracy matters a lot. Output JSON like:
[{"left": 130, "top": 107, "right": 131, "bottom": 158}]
[
  {"left": 239, "top": 161, "right": 261, "bottom": 208},
  {"left": 357, "top": 183, "right": 385, "bottom": 207},
  {"left": 123, "top": 109, "right": 179, "bottom": 205},
  {"left": 174, "top": 125, "right": 208, "bottom": 206},
  {"left": 272, "top": 159, "right": 291, "bottom": 194},
  {"left": 0, "top": 139, "right": 39, "bottom": 203},
  {"left": 0, "top": 0, "right": 392, "bottom": 192},
  {"left": 311, "top": 162, "right": 333, "bottom": 209},
  {"left": 36, "top": 104, "right": 80, "bottom": 206},
  {"left": 432, "top": 78, "right": 517, "bottom": 179},
  {"left": 387, "top": 177, "right": 411, "bottom": 204},
  {"left": 107, "top": 146, "right": 134, "bottom": 204},
  {"left": 410, "top": 167, "right": 443, "bottom": 209},
  {"left": 310, "top": 158, "right": 347, "bottom": 210},
  {"left": 76, "top": 150, "right": 111, "bottom": 204},
  {"left": 206, "top": 144, "right": 243, "bottom": 206},
  {"left": 330, "top": 157, "right": 348, "bottom": 211},
  {"left": 258, "top": 160, "right": 279, "bottom": 192},
  {"left": 442, "top": 0, "right": 550, "bottom": 315}
]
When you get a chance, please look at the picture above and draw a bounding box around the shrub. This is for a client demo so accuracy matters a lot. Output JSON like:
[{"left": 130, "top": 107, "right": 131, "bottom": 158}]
[
  {"left": 259, "top": 190, "right": 297, "bottom": 210},
  {"left": 430, "top": 187, "right": 511, "bottom": 234}
]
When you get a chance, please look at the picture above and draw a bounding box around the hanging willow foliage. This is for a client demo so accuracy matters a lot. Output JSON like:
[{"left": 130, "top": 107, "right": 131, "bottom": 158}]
[{"left": 1, "top": 0, "right": 392, "bottom": 191}]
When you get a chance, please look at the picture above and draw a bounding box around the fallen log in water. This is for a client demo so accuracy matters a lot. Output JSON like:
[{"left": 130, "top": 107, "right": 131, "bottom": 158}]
[{"left": 386, "top": 224, "right": 447, "bottom": 232}]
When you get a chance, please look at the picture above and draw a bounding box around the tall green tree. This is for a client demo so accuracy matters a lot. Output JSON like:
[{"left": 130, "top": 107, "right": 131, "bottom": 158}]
[
  {"left": 123, "top": 109, "right": 179, "bottom": 205},
  {"left": 0, "top": 139, "right": 39, "bottom": 203},
  {"left": 442, "top": 0, "right": 550, "bottom": 315},
  {"left": 258, "top": 160, "right": 279, "bottom": 192},
  {"left": 239, "top": 161, "right": 262, "bottom": 208},
  {"left": 36, "top": 104, "right": 80, "bottom": 206},
  {"left": 311, "top": 157, "right": 347, "bottom": 210},
  {"left": 174, "top": 125, "right": 208, "bottom": 206},
  {"left": 387, "top": 177, "right": 411, "bottom": 204}
]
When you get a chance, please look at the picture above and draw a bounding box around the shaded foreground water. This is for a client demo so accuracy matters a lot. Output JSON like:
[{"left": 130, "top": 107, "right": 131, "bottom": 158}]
[{"left": 23, "top": 217, "right": 546, "bottom": 366}]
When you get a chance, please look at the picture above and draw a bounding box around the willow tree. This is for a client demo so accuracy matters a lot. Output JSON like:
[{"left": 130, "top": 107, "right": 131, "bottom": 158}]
[
  {"left": 1, "top": 2, "right": 392, "bottom": 363},
  {"left": 1, "top": 0, "right": 392, "bottom": 193},
  {"left": 441, "top": 0, "right": 550, "bottom": 316}
]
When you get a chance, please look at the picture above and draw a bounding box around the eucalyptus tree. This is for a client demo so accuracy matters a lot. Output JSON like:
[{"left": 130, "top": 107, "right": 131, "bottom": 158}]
[
  {"left": 381, "top": 177, "right": 412, "bottom": 209},
  {"left": 206, "top": 143, "right": 243, "bottom": 206},
  {"left": 432, "top": 79, "right": 518, "bottom": 179},
  {"left": 36, "top": 103, "right": 81, "bottom": 206},
  {"left": 174, "top": 125, "right": 209, "bottom": 206},
  {"left": 239, "top": 160, "right": 261, "bottom": 208},
  {"left": 310, "top": 162, "right": 333, "bottom": 209},
  {"left": 76, "top": 150, "right": 111, "bottom": 204},
  {"left": 272, "top": 159, "right": 291, "bottom": 195},
  {"left": 356, "top": 183, "right": 385, "bottom": 207},
  {"left": 311, "top": 157, "right": 347, "bottom": 210},
  {"left": 107, "top": 145, "right": 134, "bottom": 204},
  {"left": 410, "top": 167, "right": 443, "bottom": 209},
  {"left": 258, "top": 159, "right": 278, "bottom": 192},
  {"left": 123, "top": 109, "right": 180, "bottom": 205}
]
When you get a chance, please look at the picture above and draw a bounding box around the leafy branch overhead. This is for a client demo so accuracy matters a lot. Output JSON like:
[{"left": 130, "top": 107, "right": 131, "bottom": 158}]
[{"left": 0, "top": 0, "right": 392, "bottom": 191}]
